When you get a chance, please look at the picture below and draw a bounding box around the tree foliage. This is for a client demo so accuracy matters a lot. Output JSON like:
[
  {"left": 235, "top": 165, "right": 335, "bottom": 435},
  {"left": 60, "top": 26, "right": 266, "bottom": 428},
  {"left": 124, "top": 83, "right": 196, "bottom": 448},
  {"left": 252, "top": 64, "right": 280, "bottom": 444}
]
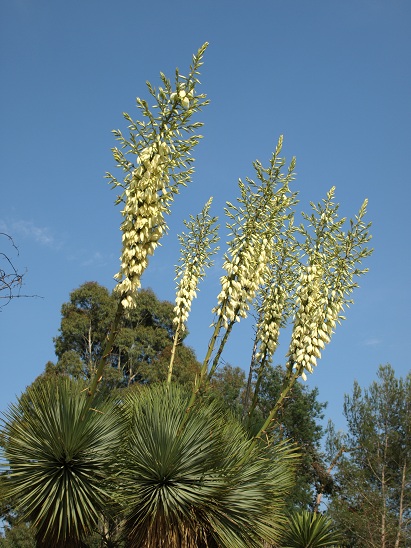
[
  {"left": 50, "top": 281, "right": 200, "bottom": 391},
  {"left": 327, "top": 364, "right": 411, "bottom": 547},
  {"left": 211, "top": 363, "right": 329, "bottom": 510}
]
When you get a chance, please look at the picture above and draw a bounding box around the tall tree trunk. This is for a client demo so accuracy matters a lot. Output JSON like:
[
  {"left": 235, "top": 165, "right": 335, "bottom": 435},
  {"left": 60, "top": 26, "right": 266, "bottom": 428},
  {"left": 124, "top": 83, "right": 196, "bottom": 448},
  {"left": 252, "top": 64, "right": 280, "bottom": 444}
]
[
  {"left": 394, "top": 459, "right": 407, "bottom": 548},
  {"left": 380, "top": 433, "right": 388, "bottom": 548},
  {"left": 313, "top": 446, "right": 345, "bottom": 512}
]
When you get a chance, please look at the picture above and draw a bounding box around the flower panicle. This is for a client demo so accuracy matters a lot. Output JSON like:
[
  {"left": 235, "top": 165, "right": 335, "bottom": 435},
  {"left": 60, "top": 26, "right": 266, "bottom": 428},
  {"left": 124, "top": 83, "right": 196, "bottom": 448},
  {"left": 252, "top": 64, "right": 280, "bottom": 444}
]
[
  {"left": 173, "top": 197, "right": 219, "bottom": 331},
  {"left": 114, "top": 140, "right": 171, "bottom": 309},
  {"left": 213, "top": 237, "right": 269, "bottom": 329},
  {"left": 212, "top": 137, "right": 298, "bottom": 331},
  {"left": 109, "top": 45, "right": 209, "bottom": 310},
  {"left": 286, "top": 263, "right": 337, "bottom": 381},
  {"left": 288, "top": 191, "right": 372, "bottom": 381},
  {"left": 255, "top": 286, "right": 285, "bottom": 362}
]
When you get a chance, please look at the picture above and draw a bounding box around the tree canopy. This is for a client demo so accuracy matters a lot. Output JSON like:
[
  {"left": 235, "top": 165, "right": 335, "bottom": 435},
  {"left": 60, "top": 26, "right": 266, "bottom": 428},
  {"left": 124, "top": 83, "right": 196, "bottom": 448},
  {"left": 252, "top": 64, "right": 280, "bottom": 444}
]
[
  {"left": 327, "top": 364, "right": 411, "bottom": 547},
  {"left": 211, "top": 363, "right": 329, "bottom": 511},
  {"left": 47, "top": 281, "right": 200, "bottom": 391}
]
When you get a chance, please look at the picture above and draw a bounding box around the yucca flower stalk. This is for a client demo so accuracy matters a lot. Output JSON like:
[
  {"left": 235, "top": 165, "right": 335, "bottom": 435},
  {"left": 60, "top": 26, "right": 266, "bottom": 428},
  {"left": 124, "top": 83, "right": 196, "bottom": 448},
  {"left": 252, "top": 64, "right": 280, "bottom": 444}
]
[
  {"left": 167, "top": 197, "right": 219, "bottom": 384},
  {"left": 287, "top": 188, "right": 372, "bottom": 383},
  {"left": 198, "top": 137, "right": 297, "bottom": 396},
  {"left": 254, "top": 189, "right": 372, "bottom": 441},
  {"left": 110, "top": 43, "right": 209, "bottom": 309},
  {"left": 245, "top": 221, "right": 300, "bottom": 423},
  {"left": 88, "top": 44, "right": 209, "bottom": 400}
]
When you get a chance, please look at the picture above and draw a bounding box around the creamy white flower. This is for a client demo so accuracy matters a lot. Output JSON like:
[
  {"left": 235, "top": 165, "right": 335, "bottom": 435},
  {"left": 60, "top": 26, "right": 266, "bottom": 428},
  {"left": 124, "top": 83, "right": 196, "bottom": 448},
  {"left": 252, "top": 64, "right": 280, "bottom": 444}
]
[
  {"left": 114, "top": 141, "right": 171, "bottom": 309},
  {"left": 213, "top": 237, "right": 269, "bottom": 329},
  {"left": 173, "top": 270, "right": 199, "bottom": 332},
  {"left": 255, "top": 286, "right": 285, "bottom": 362},
  {"left": 286, "top": 264, "right": 342, "bottom": 380}
]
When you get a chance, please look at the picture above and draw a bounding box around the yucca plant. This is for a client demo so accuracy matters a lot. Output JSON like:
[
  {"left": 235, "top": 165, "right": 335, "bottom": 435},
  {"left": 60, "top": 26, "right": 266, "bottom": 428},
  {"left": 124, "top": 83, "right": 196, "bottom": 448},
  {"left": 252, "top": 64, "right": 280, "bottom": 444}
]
[
  {"left": 280, "top": 510, "right": 343, "bottom": 548},
  {"left": 118, "top": 383, "right": 298, "bottom": 547},
  {"left": 1, "top": 377, "right": 123, "bottom": 547}
]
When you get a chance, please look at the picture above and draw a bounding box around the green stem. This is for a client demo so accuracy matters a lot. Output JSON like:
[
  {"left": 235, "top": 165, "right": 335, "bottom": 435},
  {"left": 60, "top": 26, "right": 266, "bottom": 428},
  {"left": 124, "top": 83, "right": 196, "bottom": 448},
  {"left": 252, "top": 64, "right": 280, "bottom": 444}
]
[
  {"left": 207, "top": 318, "right": 236, "bottom": 382},
  {"left": 243, "top": 333, "right": 258, "bottom": 419},
  {"left": 254, "top": 367, "right": 300, "bottom": 440},
  {"left": 167, "top": 325, "right": 180, "bottom": 386},
  {"left": 200, "top": 315, "right": 224, "bottom": 382},
  {"left": 246, "top": 349, "right": 269, "bottom": 429},
  {"left": 87, "top": 300, "right": 124, "bottom": 402},
  {"left": 237, "top": 367, "right": 300, "bottom": 467},
  {"left": 185, "top": 314, "right": 224, "bottom": 415}
]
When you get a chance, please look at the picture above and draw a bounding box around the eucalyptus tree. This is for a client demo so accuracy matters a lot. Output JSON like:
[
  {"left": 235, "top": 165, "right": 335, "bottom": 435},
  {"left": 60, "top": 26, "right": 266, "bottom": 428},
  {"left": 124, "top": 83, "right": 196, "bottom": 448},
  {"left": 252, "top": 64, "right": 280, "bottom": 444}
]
[{"left": 52, "top": 281, "right": 200, "bottom": 390}]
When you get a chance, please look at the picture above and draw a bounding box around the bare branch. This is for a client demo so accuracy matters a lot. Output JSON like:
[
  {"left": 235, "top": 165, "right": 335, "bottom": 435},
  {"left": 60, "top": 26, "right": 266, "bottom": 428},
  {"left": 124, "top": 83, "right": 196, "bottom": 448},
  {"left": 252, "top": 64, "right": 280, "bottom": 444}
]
[{"left": 0, "top": 233, "right": 40, "bottom": 309}]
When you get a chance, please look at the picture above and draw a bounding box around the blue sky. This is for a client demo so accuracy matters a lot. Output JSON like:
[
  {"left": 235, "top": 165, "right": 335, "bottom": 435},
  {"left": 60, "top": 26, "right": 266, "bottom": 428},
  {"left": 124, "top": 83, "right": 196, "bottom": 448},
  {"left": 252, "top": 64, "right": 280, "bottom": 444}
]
[{"left": 1, "top": 0, "right": 410, "bottom": 432}]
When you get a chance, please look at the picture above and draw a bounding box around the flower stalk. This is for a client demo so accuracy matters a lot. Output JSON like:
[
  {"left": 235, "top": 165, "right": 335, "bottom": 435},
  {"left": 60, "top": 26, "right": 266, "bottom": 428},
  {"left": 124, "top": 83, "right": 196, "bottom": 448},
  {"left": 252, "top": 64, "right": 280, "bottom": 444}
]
[
  {"left": 88, "top": 44, "right": 209, "bottom": 396},
  {"left": 251, "top": 190, "right": 372, "bottom": 443},
  {"left": 199, "top": 137, "right": 297, "bottom": 394},
  {"left": 167, "top": 197, "right": 219, "bottom": 385}
]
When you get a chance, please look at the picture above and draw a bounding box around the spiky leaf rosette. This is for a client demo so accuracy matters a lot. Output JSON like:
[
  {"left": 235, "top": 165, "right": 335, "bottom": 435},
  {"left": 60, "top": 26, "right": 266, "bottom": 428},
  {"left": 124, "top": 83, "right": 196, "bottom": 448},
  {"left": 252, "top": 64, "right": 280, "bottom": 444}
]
[
  {"left": 1, "top": 377, "right": 122, "bottom": 547},
  {"left": 281, "top": 510, "right": 343, "bottom": 548},
  {"left": 118, "top": 383, "right": 297, "bottom": 548}
]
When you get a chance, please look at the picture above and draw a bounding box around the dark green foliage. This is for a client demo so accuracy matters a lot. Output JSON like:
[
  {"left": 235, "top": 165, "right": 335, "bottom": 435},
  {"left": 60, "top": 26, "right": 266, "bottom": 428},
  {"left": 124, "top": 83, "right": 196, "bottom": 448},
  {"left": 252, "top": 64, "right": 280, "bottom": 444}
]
[
  {"left": 0, "top": 523, "right": 36, "bottom": 548},
  {"left": 212, "top": 363, "right": 329, "bottom": 510},
  {"left": 255, "top": 365, "right": 329, "bottom": 510},
  {"left": 50, "top": 282, "right": 200, "bottom": 391},
  {"left": 210, "top": 364, "right": 246, "bottom": 415},
  {"left": 54, "top": 282, "right": 115, "bottom": 368}
]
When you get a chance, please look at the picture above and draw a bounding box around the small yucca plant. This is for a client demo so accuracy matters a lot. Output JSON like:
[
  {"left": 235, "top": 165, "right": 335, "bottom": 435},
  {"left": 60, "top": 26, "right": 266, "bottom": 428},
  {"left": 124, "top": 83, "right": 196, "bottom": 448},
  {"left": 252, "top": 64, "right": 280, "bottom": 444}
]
[
  {"left": 1, "top": 377, "right": 123, "bottom": 547},
  {"left": 280, "top": 510, "right": 343, "bottom": 548}
]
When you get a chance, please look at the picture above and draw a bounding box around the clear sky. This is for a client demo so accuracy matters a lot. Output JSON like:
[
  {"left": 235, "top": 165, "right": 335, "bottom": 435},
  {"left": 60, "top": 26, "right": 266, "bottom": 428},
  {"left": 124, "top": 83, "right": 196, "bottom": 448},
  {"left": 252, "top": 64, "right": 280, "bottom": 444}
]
[{"left": 1, "top": 0, "right": 410, "bottom": 431}]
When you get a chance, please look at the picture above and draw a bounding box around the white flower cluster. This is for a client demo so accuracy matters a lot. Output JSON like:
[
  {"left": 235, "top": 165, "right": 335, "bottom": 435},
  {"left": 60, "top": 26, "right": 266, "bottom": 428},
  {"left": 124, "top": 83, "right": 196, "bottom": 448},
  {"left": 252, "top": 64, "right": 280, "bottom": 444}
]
[
  {"left": 214, "top": 238, "right": 269, "bottom": 329},
  {"left": 255, "top": 286, "right": 285, "bottom": 362},
  {"left": 170, "top": 87, "right": 194, "bottom": 110},
  {"left": 114, "top": 140, "right": 170, "bottom": 309},
  {"left": 173, "top": 269, "right": 198, "bottom": 332},
  {"left": 286, "top": 264, "right": 341, "bottom": 381}
]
